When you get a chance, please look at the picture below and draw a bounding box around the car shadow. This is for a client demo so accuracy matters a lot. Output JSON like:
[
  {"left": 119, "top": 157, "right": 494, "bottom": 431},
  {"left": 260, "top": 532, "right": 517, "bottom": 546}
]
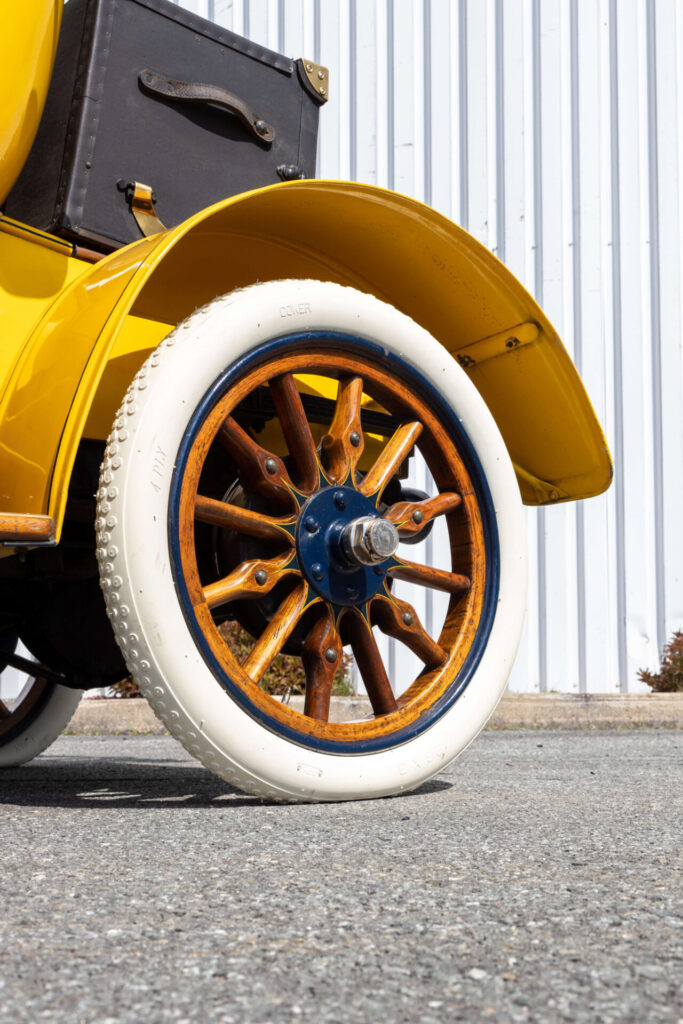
[{"left": 0, "top": 756, "right": 452, "bottom": 809}]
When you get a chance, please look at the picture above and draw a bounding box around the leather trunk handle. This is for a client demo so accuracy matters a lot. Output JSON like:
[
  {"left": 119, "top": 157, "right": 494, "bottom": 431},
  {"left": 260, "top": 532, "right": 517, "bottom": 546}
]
[{"left": 139, "top": 68, "right": 275, "bottom": 144}]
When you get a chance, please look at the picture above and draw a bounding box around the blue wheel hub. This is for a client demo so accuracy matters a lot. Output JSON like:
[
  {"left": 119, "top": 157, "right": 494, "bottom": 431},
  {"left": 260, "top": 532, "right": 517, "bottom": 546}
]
[{"left": 296, "top": 485, "right": 393, "bottom": 606}]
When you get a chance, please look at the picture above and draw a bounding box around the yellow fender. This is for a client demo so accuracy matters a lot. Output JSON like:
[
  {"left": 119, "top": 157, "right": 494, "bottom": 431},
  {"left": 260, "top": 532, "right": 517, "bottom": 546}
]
[{"left": 0, "top": 181, "right": 612, "bottom": 540}]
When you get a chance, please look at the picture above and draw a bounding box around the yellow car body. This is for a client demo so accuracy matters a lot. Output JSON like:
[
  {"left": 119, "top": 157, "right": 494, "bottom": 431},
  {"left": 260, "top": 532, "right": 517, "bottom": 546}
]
[
  {"left": 0, "top": 0, "right": 62, "bottom": 207},
  {"left": 0, "top": 0, "right": 611, "bottom": 554},
  {"left": 0, "top": 0, "right": 615, "bottom": 788}
]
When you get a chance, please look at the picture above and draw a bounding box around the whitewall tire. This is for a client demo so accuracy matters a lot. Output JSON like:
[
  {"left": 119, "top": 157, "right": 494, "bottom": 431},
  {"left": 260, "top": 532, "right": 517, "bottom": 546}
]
[
  {"left": 97, "top": 280, "right": 526, "bottom": 800},
  {"left": 0, "top": 677, "right": 82, "bottom": 767}
]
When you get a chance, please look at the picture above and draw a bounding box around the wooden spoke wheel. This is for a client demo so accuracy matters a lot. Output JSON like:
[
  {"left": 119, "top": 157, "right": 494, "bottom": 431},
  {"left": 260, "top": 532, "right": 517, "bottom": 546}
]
[
  {"left": 0, "top": 636, "right": 82, "bottom": 767},
  {"left": 98, "top": 281, "right": 526, "bottom": 801},
  {"left": 178, "top": 350, "right": 484, "bottom": 744}
]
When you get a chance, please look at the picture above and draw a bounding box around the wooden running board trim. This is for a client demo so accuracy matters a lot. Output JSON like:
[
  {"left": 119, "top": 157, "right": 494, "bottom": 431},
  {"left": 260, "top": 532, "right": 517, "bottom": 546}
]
[{"left": 0, "top": 514, "right": 55, "bottom": 544}]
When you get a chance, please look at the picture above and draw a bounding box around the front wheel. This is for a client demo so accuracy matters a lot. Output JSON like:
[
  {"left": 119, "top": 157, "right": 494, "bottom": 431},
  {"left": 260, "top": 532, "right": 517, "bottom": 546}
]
[
  {"left": 97, "top": 280, "right": 526, "bottom": 800},
  {"left": 0, "top": 636, "right": 82, "bottom": 767}
]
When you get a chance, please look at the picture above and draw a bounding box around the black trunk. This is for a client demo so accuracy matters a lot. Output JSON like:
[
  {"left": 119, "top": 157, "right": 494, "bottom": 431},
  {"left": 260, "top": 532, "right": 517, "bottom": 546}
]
[{"left": 5, "top": 0, "right": 324, "bottom": 250}]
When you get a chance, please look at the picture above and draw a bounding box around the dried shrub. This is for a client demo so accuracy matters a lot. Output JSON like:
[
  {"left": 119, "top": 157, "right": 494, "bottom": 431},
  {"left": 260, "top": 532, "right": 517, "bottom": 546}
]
[
  {"left": 111, "top": 620, "right": 353, "bottom": 699},
  {"left": 219, "top": 620, "right": 353, "bottom": 697},
  {"left": 638, "top": 630, "right": 683, "bottom": 693},
  {"left": 109, "top": 676, "right": 143, "bottom": 698}
]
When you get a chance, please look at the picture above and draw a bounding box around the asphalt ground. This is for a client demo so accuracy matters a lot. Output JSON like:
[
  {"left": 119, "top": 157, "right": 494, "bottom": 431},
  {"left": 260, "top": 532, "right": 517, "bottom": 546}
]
[{"left": 0, "top": 731, "right": 680, "bottom": 1024}]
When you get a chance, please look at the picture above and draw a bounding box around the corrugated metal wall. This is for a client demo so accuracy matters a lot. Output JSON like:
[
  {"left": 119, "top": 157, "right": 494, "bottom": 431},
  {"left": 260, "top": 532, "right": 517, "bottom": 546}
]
[{"left": 175, "top": 0, "right": 683, "bottom": 694}]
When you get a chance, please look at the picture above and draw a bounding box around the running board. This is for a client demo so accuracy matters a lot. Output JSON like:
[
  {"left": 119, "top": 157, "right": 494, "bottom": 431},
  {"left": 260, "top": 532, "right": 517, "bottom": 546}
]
[{"left": 0, "top": 513, "right": 55, "bottom": 545}]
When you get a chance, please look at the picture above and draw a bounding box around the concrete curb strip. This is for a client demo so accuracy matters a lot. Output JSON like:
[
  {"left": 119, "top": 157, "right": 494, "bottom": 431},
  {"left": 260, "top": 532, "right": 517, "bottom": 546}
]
[{"left": 68, "top": 693, "right": 683, "bottom": 735}]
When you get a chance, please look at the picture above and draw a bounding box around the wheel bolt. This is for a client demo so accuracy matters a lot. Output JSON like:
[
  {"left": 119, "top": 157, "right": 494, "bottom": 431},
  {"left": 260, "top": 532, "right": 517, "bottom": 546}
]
[
  {"left": 254, "top": 569, "right": 268, "bottom": 586},
  {"left": 402, "top": 611, "right": 414, "bottom": 626},
  {"left": 345, "top": 585, "right": 359, "bottom": 600},
  {"left": 311, "top": 563, "right": 324, "bottom": 581},
  {"left": 349, "top": 431, "right": 361, "bottom": 448},
  {"left": 264, "top": 457, "right": 278, "bottom": 475},
  {"left": 334, "top": 491, "right": 347, "bottom": 510},
  {"left": 374, "top": 565, "right": 386, "bottom": 577},
  {"left": 304, "top": 516, "right": 319, "bottom": 534},
  {"left": 412, "top": 509, "right": 424, "bottom": 524},
  {"left": 324, "top": 647, "right": 338, "bottom": 663}
]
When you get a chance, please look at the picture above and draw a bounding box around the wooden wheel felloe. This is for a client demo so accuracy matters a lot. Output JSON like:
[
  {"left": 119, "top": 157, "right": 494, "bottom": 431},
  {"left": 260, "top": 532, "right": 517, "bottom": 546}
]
[{"left": 99, "top": 280, "right": 526, "bottom": 800}]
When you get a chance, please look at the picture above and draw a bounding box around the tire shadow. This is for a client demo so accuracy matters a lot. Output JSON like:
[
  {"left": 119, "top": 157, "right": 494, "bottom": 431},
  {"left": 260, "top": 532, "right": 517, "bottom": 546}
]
[{"left": 0, "top": 756, "right": 452, "bottom": 808}]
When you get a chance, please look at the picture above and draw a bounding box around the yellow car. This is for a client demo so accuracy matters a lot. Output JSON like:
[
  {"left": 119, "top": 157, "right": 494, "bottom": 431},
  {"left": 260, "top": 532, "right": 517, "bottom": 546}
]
[{"left": 0, "top": 0, "right": 611, "bottom": 800}]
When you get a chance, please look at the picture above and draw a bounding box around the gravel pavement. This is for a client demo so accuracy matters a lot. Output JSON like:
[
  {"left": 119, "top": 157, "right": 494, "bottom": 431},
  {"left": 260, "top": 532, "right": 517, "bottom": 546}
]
[{"left": 0, "top": 731, "right": 681, "bottom": 1024}]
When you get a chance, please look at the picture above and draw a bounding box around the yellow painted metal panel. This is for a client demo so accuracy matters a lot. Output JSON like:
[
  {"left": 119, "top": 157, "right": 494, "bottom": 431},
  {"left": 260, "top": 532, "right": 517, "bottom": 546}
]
[
  {"left": 0, "top": 180, "right": 611, "bottom": 537},
  {"left": 126, "top": 181, "right": 612, "bottom": 503},
  {"left": 0, "top": 1, "right": 62, "bottom": 203},
  {"left": 0, "top": 233, "right": 160, "bottom": 520},
  {"left": 82, "top": 315, "right": 174, "bottom": 439},
  {"left": 0, "top": 230, "right": 87, "bottom": 406},
  {"left": 0, "top": 214, "right": 73, "bottom": 256}
]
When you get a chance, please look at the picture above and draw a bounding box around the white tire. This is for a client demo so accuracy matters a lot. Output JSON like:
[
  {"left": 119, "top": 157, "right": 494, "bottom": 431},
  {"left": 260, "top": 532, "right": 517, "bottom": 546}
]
[
  {"left": 0, "top": 679, "right": 82, "bottom": 767},
  {"left": 97, "top": 280, "right": 526, "bottom": 800}
]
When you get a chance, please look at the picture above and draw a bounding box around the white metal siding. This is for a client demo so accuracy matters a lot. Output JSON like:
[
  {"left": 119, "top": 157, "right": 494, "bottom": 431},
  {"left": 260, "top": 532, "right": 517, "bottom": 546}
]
[{"left": 174, "top": 0, "right": 683, "bottom": 694}]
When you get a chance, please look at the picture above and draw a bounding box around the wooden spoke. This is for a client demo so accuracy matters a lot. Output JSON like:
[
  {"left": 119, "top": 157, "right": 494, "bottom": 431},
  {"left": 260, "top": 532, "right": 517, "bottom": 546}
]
[
  {"left": 243, "top": 582, "right": 316, "bottom": 683},
  {"left": 217, "top": 416, "right": 297, "bottom": 508},
  {"left": 269, "top": 373, "right": 320, "bottom": 492},
  {"left": 195, "top": 494, "right": 295, "bottom": 545},
  {"left": 388, "top": 559, "right": 471, "bottom": 595},
  {"left": 0, "top": 699, "right": 11, "bottom": 720},
  {"left": 302, "top": 607, "right": 343, "bottom": 722},
  {"left": 371, "top": 595, "right": 446, "bottom": 667},
  {"left": 202, "top": 551, "right": 298, "bottom": 611},
  {"left": 359, "top": 421, "right": 423, "bottom": 500},
  {"left": 321, "top": 376, "right": 365, "bottom": 483},
  {"left": 345, "top": 612, "right": 397, "bottom": 716},
  {"left": 384, "top": 491, "right": 462, "bottom": 538}
]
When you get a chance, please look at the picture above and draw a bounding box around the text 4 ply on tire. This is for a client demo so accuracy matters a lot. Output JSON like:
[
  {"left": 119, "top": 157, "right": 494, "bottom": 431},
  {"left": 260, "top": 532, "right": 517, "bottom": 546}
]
[{"left": 97, "top": 281, "right": 526, "bottom": 801}]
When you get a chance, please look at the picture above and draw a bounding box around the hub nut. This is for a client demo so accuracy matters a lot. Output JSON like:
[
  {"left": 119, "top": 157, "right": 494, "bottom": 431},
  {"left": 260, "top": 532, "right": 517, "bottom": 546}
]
[{"left": 341, "top": 516, "right": 400, "bottom": 566}]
